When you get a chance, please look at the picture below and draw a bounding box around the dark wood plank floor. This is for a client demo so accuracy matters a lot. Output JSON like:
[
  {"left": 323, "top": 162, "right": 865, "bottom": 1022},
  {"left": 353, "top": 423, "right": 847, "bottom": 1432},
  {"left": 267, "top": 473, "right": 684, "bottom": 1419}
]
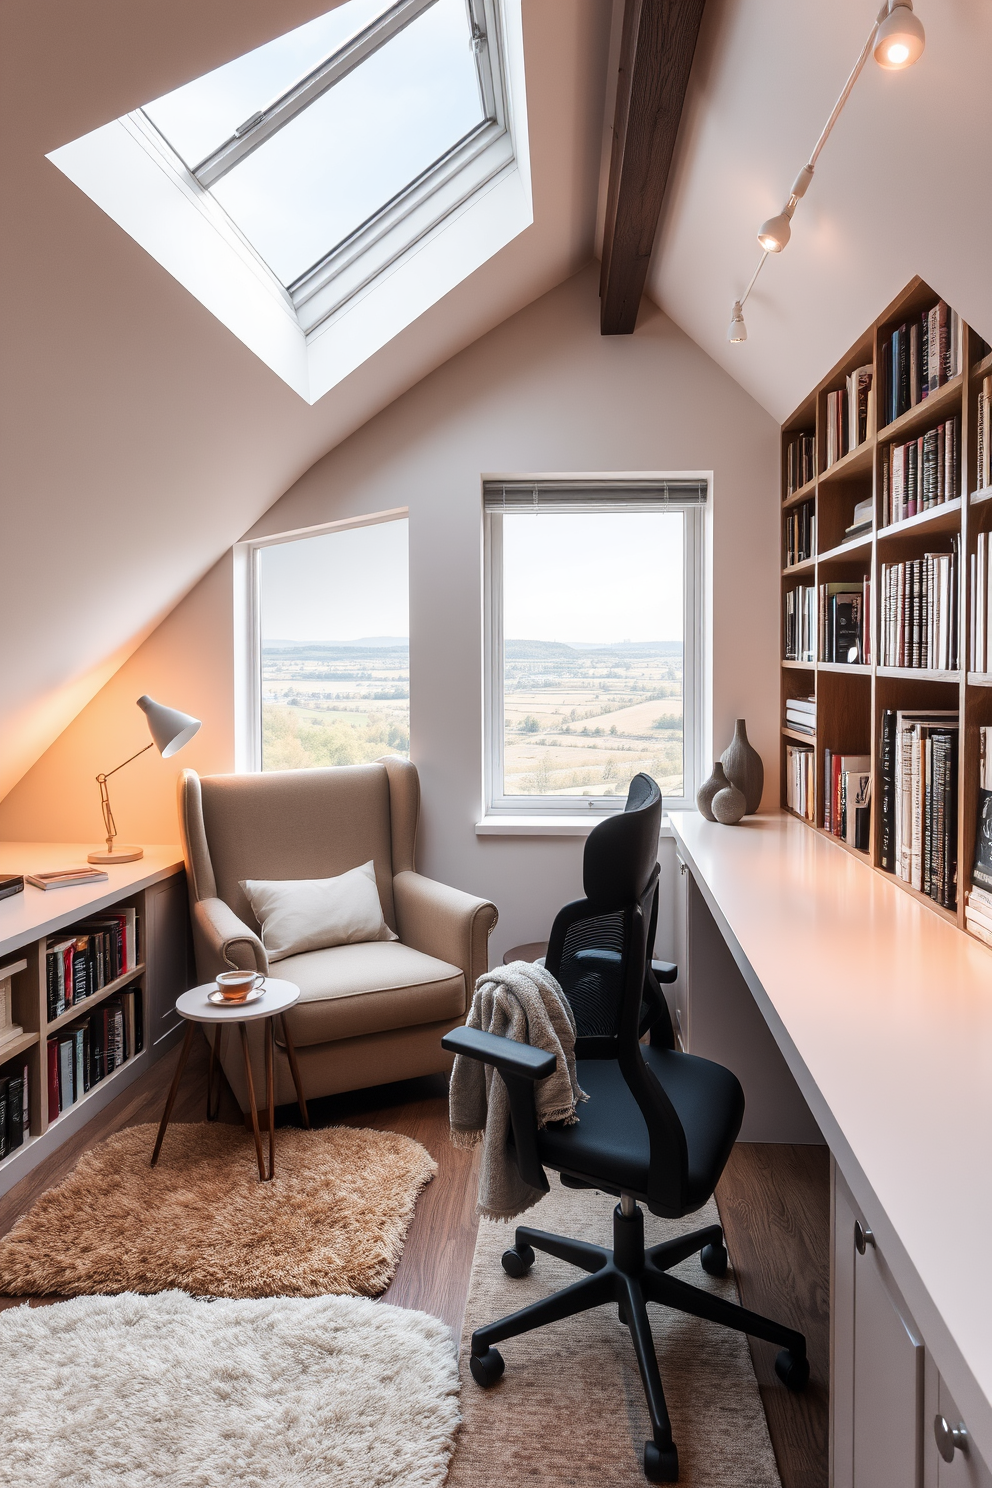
[{"left": 0, "top": 1043, "right": 829, "bottom": 1488}]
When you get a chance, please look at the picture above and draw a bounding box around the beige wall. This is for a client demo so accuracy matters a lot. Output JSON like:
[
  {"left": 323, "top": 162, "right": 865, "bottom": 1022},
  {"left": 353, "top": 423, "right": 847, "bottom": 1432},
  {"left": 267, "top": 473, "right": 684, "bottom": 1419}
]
[{"left": 0, "top": 265, "right": 779, "bottom": 961}]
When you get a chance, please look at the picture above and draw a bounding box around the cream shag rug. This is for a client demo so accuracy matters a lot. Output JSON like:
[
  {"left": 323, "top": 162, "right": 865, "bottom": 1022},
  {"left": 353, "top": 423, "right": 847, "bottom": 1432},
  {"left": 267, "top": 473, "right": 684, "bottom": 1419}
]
[
  {"left": 0, "top": 1123, "right": 436, "bottom": 1299},
  {"left": 0, "top": 1289, "right": 459, "bottom": 1488},
  {"left": 448, "top": 1181, "right": 782, "bottom": 1487}
]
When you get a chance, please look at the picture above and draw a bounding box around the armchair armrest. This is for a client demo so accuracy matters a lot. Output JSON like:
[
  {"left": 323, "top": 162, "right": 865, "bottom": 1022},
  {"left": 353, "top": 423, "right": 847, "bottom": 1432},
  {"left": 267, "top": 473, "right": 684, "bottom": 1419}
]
[
  {"left": 441, "top": 1026, "right": 556, "bottom": 1081},
  {"left": 192, "top": 897, "right": 269, "bottom": 978},
  {"left": 392, "top": 870, "right": 497, "bottom": 991}
]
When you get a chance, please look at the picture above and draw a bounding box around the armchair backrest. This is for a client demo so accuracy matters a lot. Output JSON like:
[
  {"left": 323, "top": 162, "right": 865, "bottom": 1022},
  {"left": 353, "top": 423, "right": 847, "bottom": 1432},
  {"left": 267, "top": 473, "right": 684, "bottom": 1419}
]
[{"left": 178, "top": 756, "right": 419, "bottom": 934}]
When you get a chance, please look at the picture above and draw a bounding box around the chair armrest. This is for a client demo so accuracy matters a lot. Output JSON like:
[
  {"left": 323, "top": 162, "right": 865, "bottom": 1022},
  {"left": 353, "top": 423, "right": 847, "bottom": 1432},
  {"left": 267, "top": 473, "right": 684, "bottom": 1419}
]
[
  {"left": 392, "top": 871, "right": 497, "bottom": 990},
  {"left": 442, "top": 1026, "right": 556, "bottom": 1081},
  {"left": 652, "top": 959, "right": 678, "bottom": 985},
  {"left": 192, "top": 897, "right": 269, "bottom": 978}
]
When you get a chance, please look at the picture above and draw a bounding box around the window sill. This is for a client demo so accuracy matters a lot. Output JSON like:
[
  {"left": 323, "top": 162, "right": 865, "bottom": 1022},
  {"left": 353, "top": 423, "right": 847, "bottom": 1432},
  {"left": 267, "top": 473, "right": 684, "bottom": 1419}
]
[{"left": 475, "top": 814, "right": 678, "bottom": 837}]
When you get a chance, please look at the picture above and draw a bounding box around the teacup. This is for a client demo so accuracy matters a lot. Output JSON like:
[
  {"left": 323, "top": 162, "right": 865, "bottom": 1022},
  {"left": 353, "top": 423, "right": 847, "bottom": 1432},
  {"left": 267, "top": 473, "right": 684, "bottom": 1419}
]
[{"left": 215, "top": 970, "right": 264, "bottom": 1003}]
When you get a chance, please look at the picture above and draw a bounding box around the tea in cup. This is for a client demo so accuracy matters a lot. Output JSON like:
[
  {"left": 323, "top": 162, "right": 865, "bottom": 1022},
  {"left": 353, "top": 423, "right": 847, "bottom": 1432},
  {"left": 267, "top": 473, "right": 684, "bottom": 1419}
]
[{"left": 215, "top": 970, "right": 264, "bottom": 1002}]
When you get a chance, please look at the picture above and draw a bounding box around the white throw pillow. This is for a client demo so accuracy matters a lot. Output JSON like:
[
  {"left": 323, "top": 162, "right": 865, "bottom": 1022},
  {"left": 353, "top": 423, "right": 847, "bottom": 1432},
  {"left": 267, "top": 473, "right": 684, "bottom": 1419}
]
[{"left": 240, "top": 861, "right": 398, "bottom": 962}]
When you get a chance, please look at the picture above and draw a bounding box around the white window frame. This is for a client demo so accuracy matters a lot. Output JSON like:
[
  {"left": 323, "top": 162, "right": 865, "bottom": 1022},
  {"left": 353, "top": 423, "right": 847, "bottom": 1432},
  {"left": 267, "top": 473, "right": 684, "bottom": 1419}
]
[
  {"left": 234, "top": 508, "right": 408, "bottom": 773},
  {"left": 483, "top": 478, "right": 707, "bottom": 818}
]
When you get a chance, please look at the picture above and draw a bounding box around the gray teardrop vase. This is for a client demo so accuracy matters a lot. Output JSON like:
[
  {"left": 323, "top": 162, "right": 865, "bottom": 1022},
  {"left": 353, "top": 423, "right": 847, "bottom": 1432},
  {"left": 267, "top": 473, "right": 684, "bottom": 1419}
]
[
  {"left": 696, "top": 761, "right": 731, "bottom": 822},
  {"left": 712, "top": 781, "right": 747, "bottom": 825},
  {"left": 721, "top": 718, "right": 764, "bottom": 815}
]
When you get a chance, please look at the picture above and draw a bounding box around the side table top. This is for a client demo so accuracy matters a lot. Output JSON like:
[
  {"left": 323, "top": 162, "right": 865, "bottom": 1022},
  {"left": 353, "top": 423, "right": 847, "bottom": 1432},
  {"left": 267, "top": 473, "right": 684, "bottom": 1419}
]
[{"left": 177, "top": 979, "right": 300, "bottom": 1023}]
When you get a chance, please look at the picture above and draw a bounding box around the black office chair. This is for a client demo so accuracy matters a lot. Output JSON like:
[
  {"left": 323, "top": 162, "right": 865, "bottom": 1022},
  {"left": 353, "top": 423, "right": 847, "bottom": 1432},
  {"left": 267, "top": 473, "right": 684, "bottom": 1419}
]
[{"left": 443, "top": 774, "right": 807, "bottom": 1483}]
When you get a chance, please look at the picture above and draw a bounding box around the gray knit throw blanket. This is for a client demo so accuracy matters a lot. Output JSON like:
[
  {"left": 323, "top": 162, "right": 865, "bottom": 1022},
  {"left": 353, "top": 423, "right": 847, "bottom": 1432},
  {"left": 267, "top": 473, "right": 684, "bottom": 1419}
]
[{"left": 449, "top": 961, "right": 588, "bottom": 1221}]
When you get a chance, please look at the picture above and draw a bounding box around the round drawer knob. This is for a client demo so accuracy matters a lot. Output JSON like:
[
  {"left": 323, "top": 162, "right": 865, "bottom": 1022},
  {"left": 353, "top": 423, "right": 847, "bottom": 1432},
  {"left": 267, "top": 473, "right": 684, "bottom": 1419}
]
[
  {"left": 934, "top": 1414, "right": 968, "bottom": 1463},
  {"left": 854, "top": 1220, "right": 875, "bottom": 1255}
]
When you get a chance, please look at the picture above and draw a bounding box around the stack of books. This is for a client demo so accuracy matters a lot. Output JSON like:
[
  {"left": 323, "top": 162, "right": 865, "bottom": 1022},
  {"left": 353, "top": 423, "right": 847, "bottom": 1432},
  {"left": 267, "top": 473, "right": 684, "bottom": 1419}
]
[
  {"left": 0, "top": 1059, "right": 28, "bottom": 1160},
  {"left": 880, "top": 416, "right": 960, "bottom": 525},
  {"left": 969, "top": 532, "right": 992, "bottom": 672},
  {"left": 818, "top": 580, "right": 869, "bottom": 664},
  {"left": 45, "top": 907, "right": 137, "bottom": 1021},
  {"left": 785, "top": 696, "right": 816, "bottom": 736},
  {"left": 881, "top": 302, "right": 963, "bottom": 425},
  {"left": 822, "top": 751, "right": 871, "bottom": 849},
  {"left": 879, "top": 541, "right": 959, "bottom": 670},
  {"left": 784, "top": 585, "right": 816, "bottom": 662},
  {"left": 785, "top": 501, "right": 815, "bottom": 567},
  {"left": 844, "top": 496, "right": 873, "bottom": 543},
  {"left": 46, "top": 988, "right": 143, "bottom": 1119},
  {"left": 976, "top": 375, "right": 992, "bottom": 496},
  {"left": 785, "top": 745, "right": 815, "bottom": 822},
  {"left": 878, "top": 709, "right": 958, "bottom": 906},
  {"left": 825, "top": 365, "right": 874, "bottom": 469},
  {"left": 968, "top": 727, "right": 992, "bottom": 943},
  {"left": 786, "top": 433, "right": 815, "bottom": 495}
]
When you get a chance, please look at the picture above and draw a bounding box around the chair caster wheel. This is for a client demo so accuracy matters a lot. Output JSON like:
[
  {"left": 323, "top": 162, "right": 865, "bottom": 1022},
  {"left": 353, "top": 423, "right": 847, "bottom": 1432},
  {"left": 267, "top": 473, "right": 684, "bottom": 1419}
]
[
  {"left": 775, "top": 1348, "right": 810, "bottom": 1392},
  {"left": 501, "top": 1244, "right": 535, "bottom": 1278},
  {"left": 470, "top": 1348, "right": 505, "bottom": 1388},
  {"left": 700, "top": 1242, "right": 729, "bottom": 1277},
  {"left": 644, "top": 1438, "right": 679, "bottom": 1482}
]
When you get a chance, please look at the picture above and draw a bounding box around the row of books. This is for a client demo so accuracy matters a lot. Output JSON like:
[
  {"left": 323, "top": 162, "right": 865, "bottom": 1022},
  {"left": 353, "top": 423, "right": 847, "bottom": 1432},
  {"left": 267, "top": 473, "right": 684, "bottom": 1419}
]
[
  {"left": 46, "top": 906, "right": 137, "bottom": 1022},
  {"left": 785, "top": 745, "right": 814, "bottom": 822},
  {"left": 967, "top": 727, "right": 992, "bottom": 942},
  {"left": 976, "top": 375, "right": 992, "bottom": 496},
  {"left": 819, "top": 580, "right": 870, "bottom": 665},
  {"left": 878, "top": 710, "right": 958, "bottom": 907},
  {"left": 881, "top": 303, "right": 963, "bottom": 427},
  {"left": 0, "top": 1058, "right": 28, "bottom": 1161},
  {"left": 823, "top": 751, "right": 871, "bottom": 849},
  {"left": 880, "top": 416, "right": 960, "bottom": 527},
  {"left": 879, "top": 543, "right": 959, "bottom": 671},
  {"left": 969, "top": 531, "right": 992, "bottom": 672},
  {"left": 46, "top": 989, "right": 143, "bottom": 1119},
  {"left": 824, "top": 365, "right": 873, "bottom": 468},
  {"left": 784, "top": 502, "right": 814, "bottom": 567},
  {"left": 785, "top": 432, "right": 815, "bottom": 496},
  {"left": 784, "top": 584, "right": 816, "bottom": 663},
  {"left": 785, "top": 695, "right": 815, "bottom": 736}
]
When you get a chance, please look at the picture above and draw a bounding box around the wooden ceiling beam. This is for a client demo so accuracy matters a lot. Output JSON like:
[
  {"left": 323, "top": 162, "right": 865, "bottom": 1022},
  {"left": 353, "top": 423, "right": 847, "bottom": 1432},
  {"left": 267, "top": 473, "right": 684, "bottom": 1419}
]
[{"left": 600, "top": 0, "right": 706, "bottom": 335}]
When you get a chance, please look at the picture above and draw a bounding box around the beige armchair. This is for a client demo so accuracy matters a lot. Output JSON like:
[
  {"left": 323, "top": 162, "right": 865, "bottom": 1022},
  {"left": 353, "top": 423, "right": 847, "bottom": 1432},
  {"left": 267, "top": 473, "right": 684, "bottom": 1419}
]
[{"left": 177, "top": 757, "right": 497, "bottom": 1112}]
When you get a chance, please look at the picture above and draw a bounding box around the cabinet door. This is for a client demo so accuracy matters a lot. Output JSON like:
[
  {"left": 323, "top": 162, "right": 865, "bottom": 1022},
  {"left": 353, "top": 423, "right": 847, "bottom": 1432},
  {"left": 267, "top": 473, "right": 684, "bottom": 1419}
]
[{"left": 935, "top": 1380, "right": 992, "bottom": 1488}]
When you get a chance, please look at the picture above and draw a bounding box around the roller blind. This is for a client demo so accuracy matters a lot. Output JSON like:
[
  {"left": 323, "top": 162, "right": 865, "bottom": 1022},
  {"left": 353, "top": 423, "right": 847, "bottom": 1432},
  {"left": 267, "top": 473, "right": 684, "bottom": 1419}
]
[{"left": 482, "top": 478, "right": 708, "bottom": 513}]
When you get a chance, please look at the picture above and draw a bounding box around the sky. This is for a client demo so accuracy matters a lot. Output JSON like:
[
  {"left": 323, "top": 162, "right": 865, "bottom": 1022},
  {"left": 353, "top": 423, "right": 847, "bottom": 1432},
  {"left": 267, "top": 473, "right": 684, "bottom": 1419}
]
[
  {"left": 503, "top": 512, "right": 684, "bottom": 643},
  {"left": 260, "top": 518, "right": 409, "bottom": 643}
]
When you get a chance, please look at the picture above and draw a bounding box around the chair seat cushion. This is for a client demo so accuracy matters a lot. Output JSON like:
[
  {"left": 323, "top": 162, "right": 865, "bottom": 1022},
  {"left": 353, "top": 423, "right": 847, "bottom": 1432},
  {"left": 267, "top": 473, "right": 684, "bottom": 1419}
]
[
  {"left": 534, "top": 1045, "right": 744, "bottom": 1214},
  {"left": 275, "top": 941, "right": 465, "bottom": 1047}
]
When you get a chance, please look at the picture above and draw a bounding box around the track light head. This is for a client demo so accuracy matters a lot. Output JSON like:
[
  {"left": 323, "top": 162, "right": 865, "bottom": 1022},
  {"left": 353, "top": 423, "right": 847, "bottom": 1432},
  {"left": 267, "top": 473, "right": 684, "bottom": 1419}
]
[
  {"left": 874, "top": 0, "right": 925, "bottom": 69},
  {"left": 728, "top": 301, "right": 747, "bottom": 343},
  {"left": 757, "top": 212, "right": 792, "bottom": 253}
]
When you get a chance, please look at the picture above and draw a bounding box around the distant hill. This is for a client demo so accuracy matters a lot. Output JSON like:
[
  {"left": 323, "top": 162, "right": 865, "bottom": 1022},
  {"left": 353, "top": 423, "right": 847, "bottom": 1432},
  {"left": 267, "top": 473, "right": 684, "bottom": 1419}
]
[
  {"left": 505, "top": 639, "right": 682, "bottom": 661},
  {"left": 263, "top": 637, "right": 408, "bottom": 656}
]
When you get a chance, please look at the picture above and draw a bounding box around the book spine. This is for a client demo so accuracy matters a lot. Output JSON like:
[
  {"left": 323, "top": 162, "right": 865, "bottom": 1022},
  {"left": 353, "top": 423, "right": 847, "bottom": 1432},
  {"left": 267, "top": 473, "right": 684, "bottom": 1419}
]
[{"left": 880, "top": 711, "right": 896, "bottom": 871}]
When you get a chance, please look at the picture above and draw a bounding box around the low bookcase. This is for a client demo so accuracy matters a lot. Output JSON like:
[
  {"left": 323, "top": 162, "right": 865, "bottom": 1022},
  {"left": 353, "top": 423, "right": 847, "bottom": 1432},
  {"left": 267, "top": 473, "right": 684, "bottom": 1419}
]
[
  {"left": 0, "top": 847, "right": 189, "bottom": 1199},
  {"left": 780, "top": 275, "right": 992, "bottom": 938}
]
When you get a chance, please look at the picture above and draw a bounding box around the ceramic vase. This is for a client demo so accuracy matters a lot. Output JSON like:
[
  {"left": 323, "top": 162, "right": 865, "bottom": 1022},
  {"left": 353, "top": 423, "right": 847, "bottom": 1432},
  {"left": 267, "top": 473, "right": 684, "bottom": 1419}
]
[
  {"left": 712, "top": 781, "right": 747, "bottom": 825},
  {"left": 721, "top": 719, "right": 764, "bottom": 815},
  {"left": 696, "top": 762, "right": 731, "bottom": 822}
]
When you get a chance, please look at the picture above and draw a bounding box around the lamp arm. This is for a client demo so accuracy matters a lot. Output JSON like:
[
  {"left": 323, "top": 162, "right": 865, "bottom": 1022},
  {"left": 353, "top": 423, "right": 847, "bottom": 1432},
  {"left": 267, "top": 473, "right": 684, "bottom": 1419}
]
[
  {"left": 95, "top": 741, "right": 154, "bottom": 854},
  {"left": 99, "top": 741, "right": 155, "bottom": 782}
]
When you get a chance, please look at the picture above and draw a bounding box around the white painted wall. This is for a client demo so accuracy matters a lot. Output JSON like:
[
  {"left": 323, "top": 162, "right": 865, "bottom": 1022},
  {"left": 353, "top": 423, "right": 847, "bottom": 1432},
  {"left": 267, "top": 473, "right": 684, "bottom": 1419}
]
[{"left": 0, "top": 265, "right": 778, "bottom": 963}]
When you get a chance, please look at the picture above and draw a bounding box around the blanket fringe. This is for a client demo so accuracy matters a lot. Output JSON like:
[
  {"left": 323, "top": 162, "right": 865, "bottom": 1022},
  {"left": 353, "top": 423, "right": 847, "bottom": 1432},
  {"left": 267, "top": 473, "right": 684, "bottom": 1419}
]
[{"left": 449, "top": 1127, "right": 484, "bottom": 1150}]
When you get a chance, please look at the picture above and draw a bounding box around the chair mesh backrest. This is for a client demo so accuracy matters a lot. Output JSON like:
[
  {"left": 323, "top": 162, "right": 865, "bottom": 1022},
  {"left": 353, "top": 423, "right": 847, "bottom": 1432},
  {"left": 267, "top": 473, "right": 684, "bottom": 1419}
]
[{"left": 557, "top": 911, "right": 626, "bottom": 1039}]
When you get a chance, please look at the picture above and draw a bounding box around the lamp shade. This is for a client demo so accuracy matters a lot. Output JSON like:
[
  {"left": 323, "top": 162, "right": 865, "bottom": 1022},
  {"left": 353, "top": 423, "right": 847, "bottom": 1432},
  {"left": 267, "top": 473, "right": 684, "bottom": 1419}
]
[
  {"left": 728, "top": 302, "right": 747, "bottom": 343},
  {"left": 873, "top": 2, "right": 925, "bottom": 68},
  {"left": 757, "top": 213, "right": 792, "bottom": 253},
  {"left": 137, "top": 695, "right": 201, "bottom": 757}
]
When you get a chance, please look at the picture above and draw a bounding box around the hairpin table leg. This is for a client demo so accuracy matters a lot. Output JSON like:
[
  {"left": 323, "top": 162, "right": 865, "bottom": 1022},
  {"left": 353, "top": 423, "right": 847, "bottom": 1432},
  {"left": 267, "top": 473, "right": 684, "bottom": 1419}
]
[
  {"left": 280, "top": 1012, "right": 310, "bottom": 1129},
  {"left": 206, "top": 1023, "right": 223, "bottom": 1121},
  {"left": 239, "top": 1021, "right": 266, "bottom": 1181},
  {"left": 265, "top": 1016, "right": 275, "bottom": 1180},
  {"left": 150, "top": 1020, "right": 195, "bottom": 1167}
]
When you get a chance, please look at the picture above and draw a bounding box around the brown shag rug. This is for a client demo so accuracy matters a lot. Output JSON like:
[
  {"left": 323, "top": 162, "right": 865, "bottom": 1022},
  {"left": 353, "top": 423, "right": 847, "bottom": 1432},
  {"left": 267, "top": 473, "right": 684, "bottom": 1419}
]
[
  {"left": 0, "top": 1122, "right": 437, "bottom": 1299},
  {"left": 447, "top": 1181, "right": 782, "bottom": 1487}
]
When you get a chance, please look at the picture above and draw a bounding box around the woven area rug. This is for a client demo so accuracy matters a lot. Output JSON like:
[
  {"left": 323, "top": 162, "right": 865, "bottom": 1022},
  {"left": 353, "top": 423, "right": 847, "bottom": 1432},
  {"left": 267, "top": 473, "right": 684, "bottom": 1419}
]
[
  {"left": 0, "top": 1289, "right": 459, "bottom": 1488},
  {"left": 447, "top": 1181, "right": 782, "bottom": 1487},
  {"left": 0, "top": 1123, "right": 436, "bottom": 1298}
]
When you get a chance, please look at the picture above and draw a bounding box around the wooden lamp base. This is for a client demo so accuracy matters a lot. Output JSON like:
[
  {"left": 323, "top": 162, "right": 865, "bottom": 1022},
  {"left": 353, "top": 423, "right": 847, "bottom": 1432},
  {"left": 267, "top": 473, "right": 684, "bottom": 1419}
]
[{"left": 88, "top": 846, "right": 144, "bottom": 864}]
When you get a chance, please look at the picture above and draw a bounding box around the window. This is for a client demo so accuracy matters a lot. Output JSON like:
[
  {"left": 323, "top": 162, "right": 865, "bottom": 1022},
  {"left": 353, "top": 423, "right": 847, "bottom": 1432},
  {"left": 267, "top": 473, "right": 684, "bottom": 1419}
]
[
  {"left": 48, "top": 0, "right": 529, "bottom": 404},
  {"left": 251, "top": 517, "right": 409, "bottom": 772},
  {"left": 484, "top": 480, "right": 706, "bottom": 815}
]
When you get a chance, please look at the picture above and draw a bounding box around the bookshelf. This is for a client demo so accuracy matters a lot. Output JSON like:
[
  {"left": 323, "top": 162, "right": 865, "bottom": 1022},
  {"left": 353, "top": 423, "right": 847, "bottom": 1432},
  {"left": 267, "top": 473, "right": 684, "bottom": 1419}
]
[
  {"left": 0, "top": 847, "right": 189, "bottom": 1197},
  {"left": 780, "top": 275, "right": 992, "bottom": 944}
]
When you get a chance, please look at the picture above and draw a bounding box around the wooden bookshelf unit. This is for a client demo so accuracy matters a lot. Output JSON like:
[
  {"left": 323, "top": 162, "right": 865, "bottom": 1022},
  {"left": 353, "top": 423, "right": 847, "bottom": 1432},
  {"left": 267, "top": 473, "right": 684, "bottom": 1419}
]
[
  {"left": 781, "top": 275, "right": 992, "bottom": 940},
  {"left": 0, "top": 845, "right": 189, "bottom": 1198}
]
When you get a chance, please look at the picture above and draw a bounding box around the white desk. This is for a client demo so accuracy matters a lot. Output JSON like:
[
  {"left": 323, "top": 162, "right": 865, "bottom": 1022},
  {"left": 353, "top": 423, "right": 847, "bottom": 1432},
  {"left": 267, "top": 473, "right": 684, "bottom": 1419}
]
[{"left": 668, "top": 809, "right": 992, "bottom": 1479}]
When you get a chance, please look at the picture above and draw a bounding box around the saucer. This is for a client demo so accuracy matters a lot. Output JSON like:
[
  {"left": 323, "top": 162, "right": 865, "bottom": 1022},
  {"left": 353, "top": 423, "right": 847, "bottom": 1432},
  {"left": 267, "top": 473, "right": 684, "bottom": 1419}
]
[{"left": 207, "top": 984, "right": 266, "bottom": 1007}]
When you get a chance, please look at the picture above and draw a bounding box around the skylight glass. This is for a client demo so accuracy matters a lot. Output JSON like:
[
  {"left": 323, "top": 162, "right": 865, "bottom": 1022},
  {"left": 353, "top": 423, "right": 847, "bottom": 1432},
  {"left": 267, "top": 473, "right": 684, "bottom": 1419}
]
[
  {"left": 210, "top": 0, "right": 485, "bottom": 286},
  {"left": 143, "top": 0, "right": 396, "bottom": 170}
]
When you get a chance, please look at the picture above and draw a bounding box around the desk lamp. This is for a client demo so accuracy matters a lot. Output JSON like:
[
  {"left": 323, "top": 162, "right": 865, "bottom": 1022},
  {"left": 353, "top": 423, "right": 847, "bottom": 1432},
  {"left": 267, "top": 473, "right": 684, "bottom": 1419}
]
[{"left": 87, "top": 695, "right": 201, "bottom": 864}]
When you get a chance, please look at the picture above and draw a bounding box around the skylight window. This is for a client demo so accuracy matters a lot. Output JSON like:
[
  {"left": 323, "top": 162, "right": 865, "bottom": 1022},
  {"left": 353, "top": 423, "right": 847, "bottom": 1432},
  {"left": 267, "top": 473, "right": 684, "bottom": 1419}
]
[{"left": 48, "top": 0, "right": 530, "bottom": 403}]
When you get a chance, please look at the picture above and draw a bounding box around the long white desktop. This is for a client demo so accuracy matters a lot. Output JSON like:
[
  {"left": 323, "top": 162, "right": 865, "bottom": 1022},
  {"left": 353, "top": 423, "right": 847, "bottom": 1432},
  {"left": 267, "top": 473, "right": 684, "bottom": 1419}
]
[{"left": 668, "top": 809, "right": 992, "bottom": 1488}]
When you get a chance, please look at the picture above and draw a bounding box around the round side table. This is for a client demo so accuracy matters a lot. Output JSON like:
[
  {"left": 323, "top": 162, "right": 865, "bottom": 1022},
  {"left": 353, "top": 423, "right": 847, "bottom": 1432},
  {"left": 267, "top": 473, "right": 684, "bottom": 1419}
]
[
  {"left": 503, "top": 941, "right": 548, "bottom": 965},
  {"left": 150, "top": 978, "right": 310, "bottom": 1182}
]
